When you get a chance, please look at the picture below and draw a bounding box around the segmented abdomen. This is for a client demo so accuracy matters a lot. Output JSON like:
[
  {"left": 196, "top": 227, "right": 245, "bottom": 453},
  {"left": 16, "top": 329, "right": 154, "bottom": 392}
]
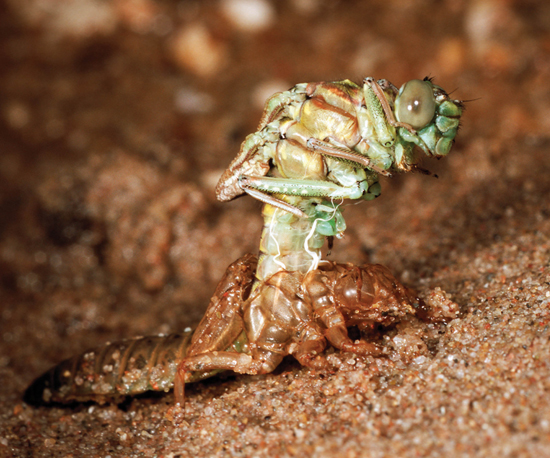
[{"left": 25, "top": 331, "right": 198, "bottom": 404}]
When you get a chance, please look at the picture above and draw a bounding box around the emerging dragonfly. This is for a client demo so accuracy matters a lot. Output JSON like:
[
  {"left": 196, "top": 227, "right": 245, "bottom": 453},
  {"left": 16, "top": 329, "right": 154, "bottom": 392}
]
[
  {"left": 217, "top": 77, "right": 463, "bottom": 216},
  {"left": 216, "top": 77, "right": 463, "bottom": 286},
  {"left": 25, "top": 77, "right": 462, "bottom": 406},
  {"left": 171, "top": 76, "right": 463, "bottom": 404}
]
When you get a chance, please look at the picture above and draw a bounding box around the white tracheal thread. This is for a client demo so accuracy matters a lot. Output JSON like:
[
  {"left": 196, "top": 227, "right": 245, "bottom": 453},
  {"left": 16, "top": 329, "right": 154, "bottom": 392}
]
[
  {"left": 304, "top": 198, "right": 343, "bottom": 273},
  {"left": 269, "top": 209, "right": 288, "bottom": 271}
]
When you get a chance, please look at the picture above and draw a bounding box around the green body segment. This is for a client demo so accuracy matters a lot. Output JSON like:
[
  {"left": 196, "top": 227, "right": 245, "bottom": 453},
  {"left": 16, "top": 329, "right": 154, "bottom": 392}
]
[
  {"left": 363, "top": 79, "right": 396, "bottom": 147},
  {"left": 255, "top": 198, "right": 346, "bottom": 285}
]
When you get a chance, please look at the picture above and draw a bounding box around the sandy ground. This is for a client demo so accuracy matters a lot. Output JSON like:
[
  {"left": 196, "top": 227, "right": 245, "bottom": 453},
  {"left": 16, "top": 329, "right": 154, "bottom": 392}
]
[{"left": 1, "top": 0, "right": 550, "bottom": 456}]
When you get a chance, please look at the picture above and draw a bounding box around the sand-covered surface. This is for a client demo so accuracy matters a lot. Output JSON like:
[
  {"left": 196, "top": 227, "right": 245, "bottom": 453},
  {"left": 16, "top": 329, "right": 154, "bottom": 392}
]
[{"left": 1, "top": 1, "right": 549, "bottom": 456}]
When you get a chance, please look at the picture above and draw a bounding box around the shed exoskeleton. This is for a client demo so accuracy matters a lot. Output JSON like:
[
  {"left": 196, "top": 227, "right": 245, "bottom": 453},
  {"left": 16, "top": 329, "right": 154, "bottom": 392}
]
[{"left": 25, "top": 255, "right": 456, "bottom": 405}]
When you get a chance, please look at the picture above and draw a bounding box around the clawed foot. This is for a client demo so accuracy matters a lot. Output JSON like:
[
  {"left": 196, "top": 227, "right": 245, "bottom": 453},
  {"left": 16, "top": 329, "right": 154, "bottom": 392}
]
[
  {"left": 324, "top": 325, "right": 386, "bottom": 357},
  {"left": 293, "top": 338, "right": 330, "bottom": 370},
  {"left": 295, "top": 352, "right": 330, "bottom": 370},
  {"left": 294, "top": 342, "right": 387, "bottom": 372},
  {"left": 338, "top": 340, "right": 386, "bottom": 357},
  {"left": 174, "top": 364, "right": 189, "bottom": 406}
]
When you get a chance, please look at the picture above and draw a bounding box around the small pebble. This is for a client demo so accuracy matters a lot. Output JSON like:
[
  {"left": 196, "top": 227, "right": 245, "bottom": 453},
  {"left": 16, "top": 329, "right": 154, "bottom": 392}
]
[
  {"left": 169, "top": 23, "right": 226, "bottom": 77},
  {"left": 174, "top": 87, "right": 215, "bottom": 114},
  {"left": 220, "top": 0, "right": 275, "bottom": 32}
]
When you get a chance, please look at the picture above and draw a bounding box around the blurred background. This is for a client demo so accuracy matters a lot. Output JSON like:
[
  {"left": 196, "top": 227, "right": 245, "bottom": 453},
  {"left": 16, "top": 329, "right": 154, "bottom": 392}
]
[{"left": 1, "top": 0, "right": 549, "bottom": 455}]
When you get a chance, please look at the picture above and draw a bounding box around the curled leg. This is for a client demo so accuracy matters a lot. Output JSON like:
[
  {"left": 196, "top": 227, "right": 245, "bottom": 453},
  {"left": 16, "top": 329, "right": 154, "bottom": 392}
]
[
  {"left": 180, "top": 350, "right": 282, "bottom": 376},
  {"left": 292, "top": 338, "right": 329, "bottom": 370},
  {"left": 174, "top": 254, "right": 257, "bottom": 405},
  {"left": 186, "top": 253, "right": 257, "bottom": 358},
  {"left": 303, "top": 267, "right": 380, "bottom": 355},
  {"left": 324, "top": 325, "right": 384, "bottom": 356},
  {"left": 175, "top": 349, "right": 283, "bottom": 405},
  {"left": 303, "top": 262, "right": 423, "bottom": 357}
]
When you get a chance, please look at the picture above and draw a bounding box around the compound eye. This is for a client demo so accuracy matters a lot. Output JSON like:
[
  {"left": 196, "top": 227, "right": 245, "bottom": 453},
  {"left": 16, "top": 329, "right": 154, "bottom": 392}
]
[{"left": 395, "top": 79, "right": 436, "bottom": 130}]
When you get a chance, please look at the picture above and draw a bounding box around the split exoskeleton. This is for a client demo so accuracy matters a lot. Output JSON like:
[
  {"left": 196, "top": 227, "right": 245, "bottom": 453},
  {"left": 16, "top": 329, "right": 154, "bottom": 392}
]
[
  {"left": 25, "top": 254, "right": 450, "bottom": 404},
  {"left": 173, "top": 253, "right": 440, "bottom": 404}
]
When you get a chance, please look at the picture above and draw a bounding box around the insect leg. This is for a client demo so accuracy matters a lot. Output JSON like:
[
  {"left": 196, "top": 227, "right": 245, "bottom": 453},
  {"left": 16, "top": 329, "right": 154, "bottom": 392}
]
[
  {"left": 324, "top": 325, "right": 385, "bottom": 356},
  {"left": 216, "top": 126, "right": 277, "bottom": 202},
  {"left": 256, "top": 83, "right": 307, "bottom": 130},
  {"left": 174, "top": 254, "right": 257, "bottom": 405},
  {"left": 303, "top": 265, "right": 394, "bottom": 356},
  {"left": 186, "top": 253, "right": 257, "bottom": 357},
  {"left": 363, "top": 77, "right": 416, "bottom": 134},
  {"left": 180, "top": 350, "right": 283, "bottom": 376},
  {"left": 281, "top": 119, "right": 392, "bottom": 176},
  {"left": 176, "top": 348, "right": 284, "bottom": 404},
  {"left": 239, "top": 175, "right": 366, "bottom": 200},
  {"left": 242, "top": 187, "right": 307, "bottom": 218},
  {"left": 306, "top": 138, "right": 392, "bottom": 177},
  {"left": 292, "top": 338, "right": 329, "bottom": 369}
]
